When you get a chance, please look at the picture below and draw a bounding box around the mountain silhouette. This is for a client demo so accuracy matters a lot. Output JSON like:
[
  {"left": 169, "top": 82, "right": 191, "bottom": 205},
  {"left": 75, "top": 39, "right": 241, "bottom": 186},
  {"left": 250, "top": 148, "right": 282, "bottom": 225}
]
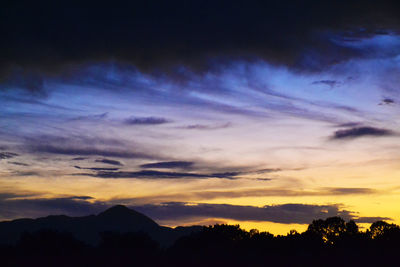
[
  {"left": 0, "top": 205, "right": 201, "bottom": 246},
  {"left": 97, "top": 205, "right": 160, "bottom": 231}
]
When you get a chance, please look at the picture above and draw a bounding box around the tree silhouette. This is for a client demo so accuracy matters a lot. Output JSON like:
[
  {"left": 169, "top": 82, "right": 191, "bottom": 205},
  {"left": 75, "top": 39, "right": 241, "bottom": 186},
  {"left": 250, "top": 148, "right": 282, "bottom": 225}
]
[
  {"left": 1, "top": 215, "right": 400, "bottom": 267},
  {"left": 306, "top": 216, "right": 350, "bottom": 244},
  {"left": 368, "top": 220, "right": 400, "bottom": 240}
]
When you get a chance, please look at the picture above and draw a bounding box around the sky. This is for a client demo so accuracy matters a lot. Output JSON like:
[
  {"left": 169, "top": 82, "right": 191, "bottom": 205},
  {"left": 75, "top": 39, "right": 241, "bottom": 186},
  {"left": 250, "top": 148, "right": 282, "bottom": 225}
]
[{"left": 1, "top": 0, "right": 400, "bottom": 234}]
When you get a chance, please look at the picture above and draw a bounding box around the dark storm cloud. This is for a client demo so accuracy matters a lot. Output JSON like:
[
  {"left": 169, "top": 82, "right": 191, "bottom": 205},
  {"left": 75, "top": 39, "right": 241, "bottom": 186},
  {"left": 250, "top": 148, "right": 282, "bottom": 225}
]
[
  {"left": 83, "top": 170, "right": 240, "bottom": 179},
  {"left": 124, "top": 117, "right": 170, "bottom": 125},
  {"left": 0, "top": 152, "right": 18, "bottom": 159},
  {"left": 95, "top": 159, "right": 123, "bottom": 166},
  {"left": 133, "top": 202, "right": 386, "bottom": 224},
  {"left": 331, "top": 126, "right": 394, "bottom": 140},
  {"left": 2, "top": 0, "right": 400, "bottom": 92},
  {"left": 140, "top": 161, "right": 194, "bottom": 169}
]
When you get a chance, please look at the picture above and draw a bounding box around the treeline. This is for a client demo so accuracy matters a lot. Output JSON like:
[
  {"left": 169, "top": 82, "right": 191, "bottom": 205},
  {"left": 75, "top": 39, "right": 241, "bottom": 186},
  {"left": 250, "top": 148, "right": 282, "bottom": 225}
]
[{"left": 1, "top": 217, "right": 400, "bottom": 267}]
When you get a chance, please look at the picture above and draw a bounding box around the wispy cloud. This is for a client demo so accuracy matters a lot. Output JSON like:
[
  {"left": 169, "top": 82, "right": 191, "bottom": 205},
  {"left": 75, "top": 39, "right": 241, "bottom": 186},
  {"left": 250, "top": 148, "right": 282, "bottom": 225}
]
[
  {"left": 29, "top": 145, "right": 156, "bottom": 159},
  {"left": 74, "top": 166, "right": 120, "bottom": 171},
  {"left": 336, "top": 122, "right": 362, "bottom": 128},
  {"left": 9, "top": 171, "right": 41, "bottom": 177},
  {"left": 0, "top": 193, "right": 106, "bottom": 220},
  {"left": 133, "top": 202, "right": 389, "bottom": 225},
  {"left": 81, "top": 170, "right": 240, "bottom": 179},
  {"left": 379, "top": 98, "right": 395, "bottom": 105},
  {"left": 7, "top": 161, "right": 29, "bottom": 166},
  {"left": 140, "top": 161, "right": 194, "bottom": 169},
  {"left": 331, "top": 126, "right": 394, "bottom": 140},
  {"left": 95, "top": 158, "right": 124, "bottom": 166},
  {"left": 124, "top": 116, "right": 170, "bottom": 125},
  {"left": 179, "top": 122, "right": 231, "bottom": 130},
  {"left": 70, "top": 112, "right": 108, "bottom": 121},
  {"left": 0, "top": 152, "right": 19, "bottom": 160},
  {"left": 115, "top": 187, "right": 377, "bottom": 203},
  {"left": 312, "top": 80, "right": 340, "bottom": 88},
  {"left": 72, "top": 157, "right": 87, "bottom": 161},
  {"left": 23, "top": 134, "right": 157, "bottom": 159}
]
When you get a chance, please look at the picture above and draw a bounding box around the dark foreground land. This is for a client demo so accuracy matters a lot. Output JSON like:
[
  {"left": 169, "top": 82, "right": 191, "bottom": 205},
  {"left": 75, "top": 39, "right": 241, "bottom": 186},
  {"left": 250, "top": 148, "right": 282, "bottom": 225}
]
[{"left": 1, "top": 205, "right": 399, "bottom": 267}]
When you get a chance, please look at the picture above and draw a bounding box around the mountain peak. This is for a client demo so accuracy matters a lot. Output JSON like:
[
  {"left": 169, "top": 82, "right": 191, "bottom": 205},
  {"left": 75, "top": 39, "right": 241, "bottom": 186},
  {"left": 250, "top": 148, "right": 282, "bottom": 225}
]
[
  {"left": 100, "top": 205, "right": 131, "bottom": 215},
  {"left": 97, "top": 205, "right": 159, "bottom": 230}
]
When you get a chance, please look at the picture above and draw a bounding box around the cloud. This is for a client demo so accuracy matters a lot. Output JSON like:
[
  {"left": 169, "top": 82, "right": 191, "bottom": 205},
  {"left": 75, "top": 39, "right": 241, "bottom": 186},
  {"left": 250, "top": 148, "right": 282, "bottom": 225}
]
[
  {"left": 179, "top": 123, "right": 231, "bottom": 130},
  {"left": 331, "top": 126, "right": 394, "bottom": 140},
  {"left": 0, "top": 70, "right": 46, "bottom": 95},
  {"left": 325, "top": 187, "right": 376, "bottom": 195},
  {"left": 21, "top": 134, "right": 163, "bottom": 160},
  {"left": 0, "top": 193, "right": 107, "bottom": 221},
  {"left": 312, "top": 80, "right": 339, "bottom": 88},
  {"left": 82, "top": 170, "right": 240, "bottom": 179},
  {"left": 74, "top": 166, "right": 120, "bottom": 171},
  {"left": 28, "top": 144, "right": 156, "bottom": 159},
  {"left": 336, "top": 122, "right": 362, "bottom": 128},
  {"left": 70, "top": 112, "right": 108, "bottom": 121},
  {"left": 72, "top": 157, "right": 87, "bottom": 161},
  {"left": 133, "top": 202, "right": 387, "bottom": 224},
  {"left": 124, "top": 116, "right": 170, "bottom": 125},
  {"left": 117, "top": 187, "right": 377, "bottom": 204},
  {"left": 0, "top": 193, "right": 389, "bottom": 225},
  {"left": 379, "top": 98, "right": 395, "bottom": 105},
  {"left": 196, "top": 187, "right": 377, "bottom": 199},
  {"left": 253, "top": 168, "right": 282, "bottom": 174},
  {"left": 0, "top": 152, "right": 18, "bottom": 160},
  {"left": 95, "top": 158, "right": 123, "bottom": 166},
  {"left": 2, "top": 0, "right": 400, "bottom": 92},
  {"left": 10, "top": 171, "right": 40, "bottom": 177},
  {"left": 7, "top": 161, "right": 29, "bottom": 166},
  {"left": 140, "top": 161, "right": 193, "bottom": 169},
  {"left": 0, "top": 94, "right": 73, "bottom": 110}
]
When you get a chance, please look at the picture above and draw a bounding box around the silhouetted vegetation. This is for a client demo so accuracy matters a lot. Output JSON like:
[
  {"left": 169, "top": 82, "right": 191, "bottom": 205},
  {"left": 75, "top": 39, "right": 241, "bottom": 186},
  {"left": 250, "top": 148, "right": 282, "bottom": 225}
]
[{"left": 1, "top": 216, "right": 400, "bottom": 266}]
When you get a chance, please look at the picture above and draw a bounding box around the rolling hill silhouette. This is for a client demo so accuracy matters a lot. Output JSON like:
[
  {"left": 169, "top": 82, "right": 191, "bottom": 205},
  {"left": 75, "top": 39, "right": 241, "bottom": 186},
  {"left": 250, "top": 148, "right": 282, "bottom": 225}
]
[
  {"left": 1, "top": 208, "right": 399, "bottom": 267},
  {"left": 0, "top": 205, "right": 201, "bottom": 246}
]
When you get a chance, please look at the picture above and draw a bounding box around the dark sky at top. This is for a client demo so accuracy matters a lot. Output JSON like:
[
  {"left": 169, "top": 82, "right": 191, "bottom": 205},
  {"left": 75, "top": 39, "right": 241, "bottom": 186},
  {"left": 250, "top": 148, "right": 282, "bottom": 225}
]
[{"left": 2, "top": 0, "right": 400, "bottom": 86}]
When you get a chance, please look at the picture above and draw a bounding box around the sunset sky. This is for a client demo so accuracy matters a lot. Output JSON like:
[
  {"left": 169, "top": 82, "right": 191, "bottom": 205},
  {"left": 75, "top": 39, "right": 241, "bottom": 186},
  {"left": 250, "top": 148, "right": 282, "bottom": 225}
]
[{"left": 1, "top": 1, "right": 400, "bottom": 234}]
